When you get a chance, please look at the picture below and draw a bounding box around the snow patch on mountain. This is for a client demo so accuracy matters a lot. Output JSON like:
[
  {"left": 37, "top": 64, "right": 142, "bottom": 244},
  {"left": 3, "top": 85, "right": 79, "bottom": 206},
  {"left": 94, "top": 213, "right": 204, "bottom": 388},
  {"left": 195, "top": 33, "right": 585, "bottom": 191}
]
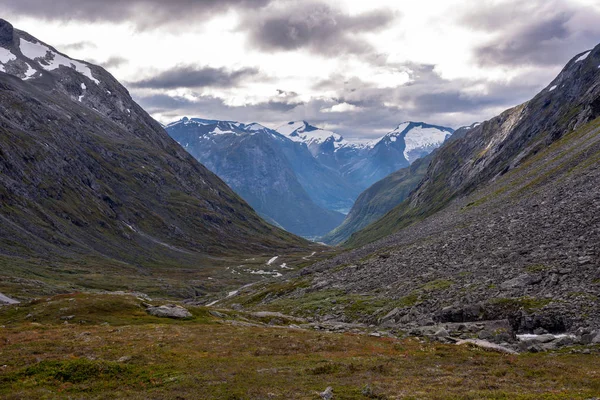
[
  {"left": 384, "top": 122, "right": 454, "bottom": 163},
  {"left": 277, "top": 121, "right": 370, "bottom": 151},
  {"left": 213, "top": 127, "right": 236, "bottom": 135},
  {"left": 19, "top": 38, "right": 100, "bottom": 84},
  {"left": 0, "top": 47, "right": 16, "bottom": 64},
  {"left": 23, "top": 62, "right": 36, "bottom": 79},
  {"left": 403, "top": 126, "right": 452, "bottom": 162},
  {"left": 575, "top": 50, "right": 591, "bottom": 63},
  {"left": 246, "top": 122, "right": 270, "bottom": 132}
]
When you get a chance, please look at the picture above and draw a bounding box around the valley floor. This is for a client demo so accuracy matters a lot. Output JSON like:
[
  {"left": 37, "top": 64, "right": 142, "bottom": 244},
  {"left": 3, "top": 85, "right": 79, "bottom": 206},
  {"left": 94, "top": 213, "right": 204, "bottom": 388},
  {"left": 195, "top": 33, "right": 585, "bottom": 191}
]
[{"left": 0, "top": 294, "right": 599, "bottom": 399}]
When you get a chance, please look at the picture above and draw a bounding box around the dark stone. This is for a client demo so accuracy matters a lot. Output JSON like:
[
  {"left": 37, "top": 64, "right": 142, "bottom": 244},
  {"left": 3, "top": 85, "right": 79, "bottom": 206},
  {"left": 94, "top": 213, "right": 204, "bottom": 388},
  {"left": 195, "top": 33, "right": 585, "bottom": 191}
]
[{"left": 0, "top": 19, "right": 13, "bottom": 47}]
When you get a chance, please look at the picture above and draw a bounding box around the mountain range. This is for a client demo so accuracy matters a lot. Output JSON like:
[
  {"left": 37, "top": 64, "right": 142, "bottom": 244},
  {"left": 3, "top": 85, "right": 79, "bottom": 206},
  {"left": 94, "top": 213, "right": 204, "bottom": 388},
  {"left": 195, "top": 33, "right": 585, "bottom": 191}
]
[{"left": 166, "top": 118, "right": 453, "bottom": 237}]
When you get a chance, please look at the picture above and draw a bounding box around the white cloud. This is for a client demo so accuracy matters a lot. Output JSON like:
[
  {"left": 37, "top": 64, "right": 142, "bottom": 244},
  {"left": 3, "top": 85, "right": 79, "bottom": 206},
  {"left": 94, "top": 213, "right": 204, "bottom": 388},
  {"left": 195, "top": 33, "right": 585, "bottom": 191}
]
[{"left": 323, "top": 102, "right": 361, "bottom": 112}]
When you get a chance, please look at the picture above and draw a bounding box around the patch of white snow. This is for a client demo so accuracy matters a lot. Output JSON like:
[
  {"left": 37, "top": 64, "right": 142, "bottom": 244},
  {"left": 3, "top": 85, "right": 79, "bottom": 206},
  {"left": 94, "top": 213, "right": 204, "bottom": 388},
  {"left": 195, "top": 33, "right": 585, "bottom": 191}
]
[
  {"left": 402, "top": 126, "right": 452, "bottom": 162},
  {"left": 575, "top": 50, "right": 591, "bottom": 63},
  {"left": 250, "top": 270, "right": 282, "bottom": 277},
  {"left": 0, "top": 292, "right": 20, "bottom": 305},
  {"left": 267, "top": 256, "right": 279, "bottom": 265},
  {"left": 212, "top": 127, "right": 236, "bottom": 135},
  {"left": 516, "top": 333, "right": 576, "bottom": 341},
  {"left": 19, "top": 38, "right": 100, "bottom": 84},
  {"left": 23, "top": 62, "right": 37, "bottom": 79},
  {"left": 0, "top": 47, "right": 16, "bottom": 64}
]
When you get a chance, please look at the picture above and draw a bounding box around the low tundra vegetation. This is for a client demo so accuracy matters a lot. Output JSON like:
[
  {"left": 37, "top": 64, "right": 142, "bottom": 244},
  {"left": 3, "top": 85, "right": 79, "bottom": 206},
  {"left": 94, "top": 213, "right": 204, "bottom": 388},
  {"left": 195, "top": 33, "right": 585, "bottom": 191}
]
[{"left": 0, "top": 294, "right": 599, "bottom": 399}]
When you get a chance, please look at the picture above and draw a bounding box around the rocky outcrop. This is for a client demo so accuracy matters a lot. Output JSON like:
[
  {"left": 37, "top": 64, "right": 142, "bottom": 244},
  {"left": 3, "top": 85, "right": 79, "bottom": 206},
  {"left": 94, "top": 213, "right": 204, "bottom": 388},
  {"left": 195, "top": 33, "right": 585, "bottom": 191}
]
[{"left": 0, "top": 19, "right": 14, "bottom": 47}]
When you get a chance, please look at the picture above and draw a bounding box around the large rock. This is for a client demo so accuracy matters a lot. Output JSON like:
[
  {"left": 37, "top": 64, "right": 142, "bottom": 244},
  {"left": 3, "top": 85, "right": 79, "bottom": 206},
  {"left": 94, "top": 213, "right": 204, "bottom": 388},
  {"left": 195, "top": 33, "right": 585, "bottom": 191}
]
[
  {"left": 456, "top": 339, "right": 518, "bottom": 354},
  {"left": 500, "top": 274, "right": 542, "bottom": 289},
  {"left": 146, "top": 304, "right": 192, "bottom": 319}
]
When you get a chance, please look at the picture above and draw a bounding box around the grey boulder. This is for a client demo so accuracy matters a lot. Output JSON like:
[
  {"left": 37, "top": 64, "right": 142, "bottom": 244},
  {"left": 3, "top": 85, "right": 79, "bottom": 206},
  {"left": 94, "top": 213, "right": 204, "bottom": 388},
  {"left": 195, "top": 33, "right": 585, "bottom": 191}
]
[{"left": 146, "top": 304, "right": 192, "bottom": 319}]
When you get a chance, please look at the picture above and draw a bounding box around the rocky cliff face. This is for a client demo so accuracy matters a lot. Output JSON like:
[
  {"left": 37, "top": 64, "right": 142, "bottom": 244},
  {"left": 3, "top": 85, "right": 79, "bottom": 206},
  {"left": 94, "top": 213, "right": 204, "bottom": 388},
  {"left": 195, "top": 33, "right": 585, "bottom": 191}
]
[{"left": 0, "top": 19, "right": 310, "bottom": 296}]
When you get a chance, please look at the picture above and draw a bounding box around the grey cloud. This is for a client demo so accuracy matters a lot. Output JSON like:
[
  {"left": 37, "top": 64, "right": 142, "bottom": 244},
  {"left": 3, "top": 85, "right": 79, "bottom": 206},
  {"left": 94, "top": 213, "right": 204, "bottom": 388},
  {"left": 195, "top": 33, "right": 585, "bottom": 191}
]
[
  {"left": 101, "top": 56, "right": 129, "bottom": 69},
  {"left": 136, "top": 53, "right": 560, "bottom": 139},
  {"left": 475, "top": 13, "right": 573, "bottom": 66},
  {"left": 462, "top": 0, "right": 600, "bottom": 67},
  {"left": 129, "top": 66, "right": 261, "bottom": 89},
  {"left": 87, "top": 56, "right": 129, "bottom": 69},
  {"left": 57, "top": 41, "right": 97, "bottom": 52},
  {"left": 3, "top": 0, "right": 271, "bottom": 29},
  {"left": 460, "top": 1, "right": 541, "bottom": 31},
  {"left": 136, "top": 92, "right": 302, "bottom": 120},
  {"left": 297, "top": 63, "right": 553, "bottom": 137},
  {"left": 241, "top": 3, "right": 396, "bottom": 55}
]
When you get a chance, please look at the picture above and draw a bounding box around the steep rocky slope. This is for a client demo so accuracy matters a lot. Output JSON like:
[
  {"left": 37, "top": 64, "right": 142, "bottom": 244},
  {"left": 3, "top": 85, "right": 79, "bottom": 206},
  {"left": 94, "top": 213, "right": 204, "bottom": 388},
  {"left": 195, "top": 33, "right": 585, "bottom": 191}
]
[
  {"left": 166, "top": 119, "right": 346, "bottom": 237},
  {"left": 227, "top": 45, "right": 600, "bottom": 334},
  {"left": 348, "top": 45, "right": 600, "bottom": 247},
  {"left": 0, "top": 19, "right": 313, "bottom": 297}
]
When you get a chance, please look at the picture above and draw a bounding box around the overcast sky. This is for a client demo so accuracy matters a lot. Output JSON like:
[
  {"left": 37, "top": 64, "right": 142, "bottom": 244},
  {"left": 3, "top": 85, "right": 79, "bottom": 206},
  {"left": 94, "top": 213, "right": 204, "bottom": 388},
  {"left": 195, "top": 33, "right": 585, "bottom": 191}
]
[{"left": 4, "top": 0, "right": 600, "bottom": 138}]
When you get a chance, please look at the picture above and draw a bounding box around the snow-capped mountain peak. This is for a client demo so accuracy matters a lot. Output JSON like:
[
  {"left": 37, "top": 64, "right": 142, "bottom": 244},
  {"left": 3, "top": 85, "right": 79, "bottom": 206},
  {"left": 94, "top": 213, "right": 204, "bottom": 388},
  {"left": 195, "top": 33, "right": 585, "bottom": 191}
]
[
  {"left": 167, "top": 117, "right": 221, "bottom": 128},
  {"left": 276, "top": 121, "right": 368, "bottom": 154},
  {"left": 381, "top": 121, "right": 454, "bottom": 163},
  {"left": 166, "top": 117, "right": 288, "bottom": 141}
]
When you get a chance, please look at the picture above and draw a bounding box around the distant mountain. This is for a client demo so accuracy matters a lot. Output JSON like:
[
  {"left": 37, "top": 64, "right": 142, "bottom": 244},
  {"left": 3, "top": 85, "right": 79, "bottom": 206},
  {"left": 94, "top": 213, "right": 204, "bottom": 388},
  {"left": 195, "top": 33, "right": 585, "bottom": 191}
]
[
  {"left": 321, "top": 122, "right": 469, "bottom": 244},
  {"left": 276, "top": 120, "right": 454, "bottom": 189},
  {"left": 166, "top": 118, "right": 347, "bottom": 238},
  {"left": 0, "top": 19, "right": 309, "bottom": 296}
]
